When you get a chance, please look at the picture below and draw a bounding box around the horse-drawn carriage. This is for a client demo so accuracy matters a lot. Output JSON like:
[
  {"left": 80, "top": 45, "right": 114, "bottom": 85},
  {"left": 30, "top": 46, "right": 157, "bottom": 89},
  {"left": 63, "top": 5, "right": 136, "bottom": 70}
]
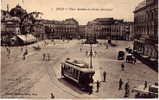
[
  {"left": 126, "top": 54, "right": 136, "bottom": 63},
  {"left": 118, "top": 51, "right": 125, "bottom": 60}
]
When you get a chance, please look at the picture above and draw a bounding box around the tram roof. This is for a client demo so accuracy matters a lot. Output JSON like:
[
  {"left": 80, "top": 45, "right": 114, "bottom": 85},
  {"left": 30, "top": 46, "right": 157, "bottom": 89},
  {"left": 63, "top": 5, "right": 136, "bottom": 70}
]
[
  {"left": 65, "top": 59, "right": 89, "bottom": 68},
  {"left": 64, "top": 59, "right": 95, "bottom": 73}
]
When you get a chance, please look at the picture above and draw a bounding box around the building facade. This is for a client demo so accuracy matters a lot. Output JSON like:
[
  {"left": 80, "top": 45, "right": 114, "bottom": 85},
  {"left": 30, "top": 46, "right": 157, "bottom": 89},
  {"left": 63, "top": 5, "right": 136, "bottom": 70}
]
[
  {"left": 1, "top": 10, "right": 21, "bottom": 45},
  {"left": 86, "top": 18, "right": 113, "bottom": 39},
  {"left": 133, "top": 0, "right": 158, "bottom": 64},
  {"left": 79, "top": 25, "right": 86, "bottom": 39},
  {"left": 111, "top": 20, "right": 125, "bottom": 40},
  {"left": 42, "top": 18, "right": 79, "bottom": 39},
  {"left": 86, "top": 18, "right": 133, "bottom": 40}
]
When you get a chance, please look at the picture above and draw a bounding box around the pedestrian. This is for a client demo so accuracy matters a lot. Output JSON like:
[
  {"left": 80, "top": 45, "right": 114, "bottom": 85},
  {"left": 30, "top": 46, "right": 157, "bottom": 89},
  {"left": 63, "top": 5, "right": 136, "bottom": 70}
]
[
  {"left": 80, "top": 47, "right": 82, "bottom": 52},
  {"left": 96, "top": 80, "right": 100, "bottom": 92},
  {"left": 94, "top": 51, "right": 97, "bottom": 56},
  {"left": 43, "top": 53, "right": 46, "bottom": 61},
  {"left": 133, "top": 57, "right": 136, "bottom": 64},
  {"left": 119, "top": 78, "right": 123, "bottom": 90},
  {"left": 21, "top": 47, "right": 23, "bottom": 52},
  {"left": 6, "top": 47, "right": 10, "bottom": 58},
  {"left": 22, "top": 49, "right": 28, "bottom": 60},
  {"left": 47, "top": 53, "right": 50, "bottom": 61},
  {"left": 103, "top": 71, "right": 106, "bottom": 82},
  {"left": 23, "top": 54, "right": 26, "bottom": 60},
  {"left": 124, "top": 88, "right": 130, "bottom": 97},
  {"left": 124, "top": 81, "right": 130, "bottom": 97},
  {"left": 124, "top": 81, "right": 129, "bottom": 91},
  {"left": 144, "top": 81, "right": 148, "bottom": 90},
  {"left": 106, "top": 44, "right": 108, "bottom": 49},
  {"left": 6, "top": 47, "right": 9, "bottom": 52},
  {"left": 121, "top": 63, "right": 125, "bottom": 71},
  {"left": 88, "top": 84, "right": 93, "bottom": 95},
  {"left": 86, "top": 50, "right": 88, "bottom": 56},
  {"left": 24, "top": 49, "right": 28, "bottom": 55},
  {"left": 50, "top": 93, "right": 55, "bottom": 99},
  {"left": 46, "top": 53, "right": 48, "bottom": 61}
]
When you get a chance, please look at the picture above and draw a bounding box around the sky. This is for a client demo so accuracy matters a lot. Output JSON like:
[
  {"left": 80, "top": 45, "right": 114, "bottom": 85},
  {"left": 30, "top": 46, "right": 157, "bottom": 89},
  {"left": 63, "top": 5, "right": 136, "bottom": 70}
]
[{"left": 1, "top": 0, "right": 143, "bottom": 25}]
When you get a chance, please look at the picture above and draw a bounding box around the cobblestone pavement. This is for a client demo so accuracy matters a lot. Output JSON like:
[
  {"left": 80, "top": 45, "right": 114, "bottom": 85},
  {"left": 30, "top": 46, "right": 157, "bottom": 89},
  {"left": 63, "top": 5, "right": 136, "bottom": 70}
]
[{"left": 1, "top": 40, "right": 158, "bottom": 98}]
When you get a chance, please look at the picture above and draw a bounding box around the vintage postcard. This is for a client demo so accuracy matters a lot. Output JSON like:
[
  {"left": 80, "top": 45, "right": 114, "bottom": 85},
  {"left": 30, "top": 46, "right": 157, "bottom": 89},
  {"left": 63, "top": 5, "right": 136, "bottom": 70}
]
[{"left": 1, "top": 0, "right": 158, "bottom": 99}]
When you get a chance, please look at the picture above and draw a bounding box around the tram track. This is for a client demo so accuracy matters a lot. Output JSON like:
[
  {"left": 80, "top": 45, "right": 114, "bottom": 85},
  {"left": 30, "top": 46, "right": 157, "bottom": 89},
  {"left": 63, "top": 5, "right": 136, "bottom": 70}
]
[
  {"left": 2, "top": 57, "right": 39, "bottom": 91},
  {"left": 2, "top": 40, "right": 98, "bottom": 98},
  {"left": 45, "top": 45, "right": 81, "bottom": 98},
  {"left": 1, "top": 41, "right": 80, "bottom": 98},
  {"left": 1, "top": 52, "right": 45, "bottom": 97},
  {"left": 1, "top": 62, "right": 46, "bottom": 98},
  {"left": 44, "top": 41, "right": 99, "bottom": 98}
]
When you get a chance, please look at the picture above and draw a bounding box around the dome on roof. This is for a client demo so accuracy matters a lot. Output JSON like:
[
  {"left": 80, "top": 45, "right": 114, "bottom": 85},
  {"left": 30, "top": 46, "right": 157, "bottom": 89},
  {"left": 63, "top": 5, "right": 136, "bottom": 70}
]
[
  {"left": 10, "top": 4, "right": 27, "bottom": 18},
  {"left": 64, "top": 18, "right": 78, "bottom": 25},
  {"left": 93, "top": 18, "right": 114, "bottom": 25}
]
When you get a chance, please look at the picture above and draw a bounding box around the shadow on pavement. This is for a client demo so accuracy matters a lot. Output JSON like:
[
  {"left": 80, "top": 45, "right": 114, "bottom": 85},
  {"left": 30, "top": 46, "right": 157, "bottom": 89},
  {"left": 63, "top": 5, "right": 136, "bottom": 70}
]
[{"left": 134, "top": 53, "right": 158, "bottom": 72}]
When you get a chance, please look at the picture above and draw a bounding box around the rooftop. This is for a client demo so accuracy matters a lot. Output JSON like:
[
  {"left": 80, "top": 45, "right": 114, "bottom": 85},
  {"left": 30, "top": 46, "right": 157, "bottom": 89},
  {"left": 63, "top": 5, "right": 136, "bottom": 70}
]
[{"left": 134, "top": 0, "right": 146, "bottom": 12}]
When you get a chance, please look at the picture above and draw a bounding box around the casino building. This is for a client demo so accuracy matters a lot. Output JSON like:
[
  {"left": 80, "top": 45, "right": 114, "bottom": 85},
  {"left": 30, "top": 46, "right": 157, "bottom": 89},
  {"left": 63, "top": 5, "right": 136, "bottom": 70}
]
[{"left": 86, "top": 18, "right": 133, "bottom": 40}]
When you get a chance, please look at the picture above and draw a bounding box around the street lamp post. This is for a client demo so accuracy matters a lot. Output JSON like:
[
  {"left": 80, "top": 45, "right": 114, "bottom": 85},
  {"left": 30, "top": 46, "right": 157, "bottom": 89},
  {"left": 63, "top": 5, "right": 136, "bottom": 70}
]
[{"left": 90, "top": 43, "right": 93, "bottom": 68}]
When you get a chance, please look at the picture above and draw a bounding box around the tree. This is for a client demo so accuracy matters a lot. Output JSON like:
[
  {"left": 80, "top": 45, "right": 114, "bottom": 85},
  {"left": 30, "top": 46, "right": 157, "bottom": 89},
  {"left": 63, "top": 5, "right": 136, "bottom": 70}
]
[{"left": 20, "top": 12, "right": 43, "bottom": 34}]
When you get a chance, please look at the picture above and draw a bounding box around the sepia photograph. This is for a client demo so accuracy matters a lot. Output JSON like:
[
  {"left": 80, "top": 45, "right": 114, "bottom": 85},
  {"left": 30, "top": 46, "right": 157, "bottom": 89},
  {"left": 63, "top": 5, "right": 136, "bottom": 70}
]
[{"left": 1, "top": 0, "right": 158, "bottom": 99}]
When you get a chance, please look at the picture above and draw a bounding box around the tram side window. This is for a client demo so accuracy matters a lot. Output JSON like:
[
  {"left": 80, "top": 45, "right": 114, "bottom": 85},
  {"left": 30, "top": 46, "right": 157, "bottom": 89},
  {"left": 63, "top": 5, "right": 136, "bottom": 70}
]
[
  {"left": 71, "top": 68, "right": 74, "bottom": 78},
  {"left": 64, "top": 64, "right": 69, "bottom": 72},
  {"left": 71, "top": 67, "right": 74, "bottom": 75},
  {"left": 73, "top": 69, "right": 77, "bottom": 79},
  {"left": 63, "top": 64, "right": 65, "bottom": 69},
  {"left": 64, "top": 64, "right": 67, "bottom": 70},
  {"left": 68, "top": 66, "right": 71, "bottom": 73},
  {"left": 74, "top": 70, "right": 79, "bottom": 80}
]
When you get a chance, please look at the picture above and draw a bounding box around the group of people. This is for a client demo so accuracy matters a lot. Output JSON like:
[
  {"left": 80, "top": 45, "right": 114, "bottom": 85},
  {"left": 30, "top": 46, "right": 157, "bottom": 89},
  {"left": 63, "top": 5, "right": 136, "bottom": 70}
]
[
  {"left": 85, "top": 50, "right": 97, "bottom": 57},
  {"left": 95, "top": 71, "right": 107, "bottom": 93},
  {"left": 91, "top": 70, "right": 132, "bottom": 98},
  {"left": 5, "top": 46, "right": 29, "bottom": 60},
  {"left": 42, "top": 53, "right": 51, "bottom": 61},
  {"left": 91, "top": 71, "right": 107, "bottom": 94},
  {"left": 80, "top": 47, "right": 98, "bottom": 57},
  {"left": 97, "top": 42, "right": 109, "bottom": 49},
  {"left": 118, "top": 78, "right": 130, "bottom": 97},
  {"left": 119, "top": 63, "right": 131, "bottom": 97}
]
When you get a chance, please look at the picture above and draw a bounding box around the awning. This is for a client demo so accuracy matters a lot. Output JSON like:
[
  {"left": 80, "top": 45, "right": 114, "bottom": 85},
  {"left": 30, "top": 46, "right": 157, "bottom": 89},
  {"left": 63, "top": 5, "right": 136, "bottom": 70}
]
[
  {"left": 141, "top": 55, "right": 149, "bottom": 59},
  {"left": 17, "top": 34, "right": 37, "bottom": 44},
  {"left": 149, "top": 58, "right": 157, "bottom": 62}
]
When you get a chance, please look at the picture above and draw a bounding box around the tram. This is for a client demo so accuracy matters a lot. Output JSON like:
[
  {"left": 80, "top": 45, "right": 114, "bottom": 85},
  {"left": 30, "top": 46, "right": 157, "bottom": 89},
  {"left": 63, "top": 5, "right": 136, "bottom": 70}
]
[{"left": 61, "top": 58, "right": 95, "bottom": 90}]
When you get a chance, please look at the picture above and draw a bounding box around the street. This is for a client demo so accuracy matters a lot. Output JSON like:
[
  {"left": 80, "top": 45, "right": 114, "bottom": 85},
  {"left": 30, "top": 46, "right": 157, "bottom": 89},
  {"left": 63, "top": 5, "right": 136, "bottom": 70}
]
[{"left": 1, "top": 39, "right": 158, "bottom": 98}]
